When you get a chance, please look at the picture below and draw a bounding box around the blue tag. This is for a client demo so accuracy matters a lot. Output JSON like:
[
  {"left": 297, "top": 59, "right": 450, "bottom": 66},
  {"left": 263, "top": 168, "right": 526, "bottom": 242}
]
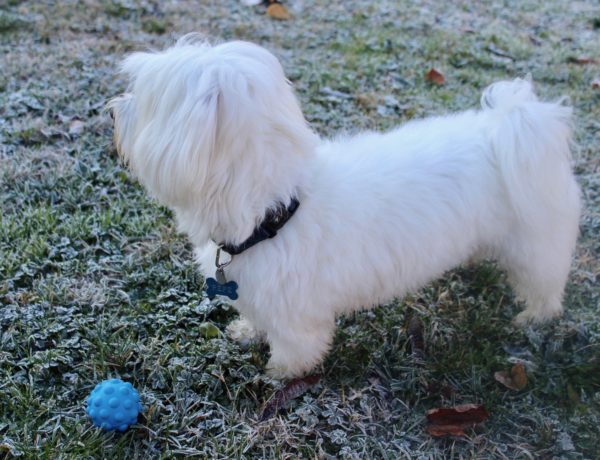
[{"left": 206, "top": 277, "right": 238, "bottom": 300}]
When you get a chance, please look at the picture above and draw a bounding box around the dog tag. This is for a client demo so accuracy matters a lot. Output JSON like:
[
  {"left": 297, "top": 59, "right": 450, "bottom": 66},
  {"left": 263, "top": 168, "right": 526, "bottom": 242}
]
[
  {"left": 206, "top": 271, "right": 239, "bottom": 301},
  {"left": 216, "top": 267, "right": 227, "bottom": 284},
  {"left": 206, "top": 248, "right": 238, "bottom": 300}
]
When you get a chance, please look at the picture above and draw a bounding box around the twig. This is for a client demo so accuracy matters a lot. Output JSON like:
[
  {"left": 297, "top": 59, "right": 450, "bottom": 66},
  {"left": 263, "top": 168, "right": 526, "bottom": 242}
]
[{"left": 259, "top": 374, "right": 321, "bottom": 421}]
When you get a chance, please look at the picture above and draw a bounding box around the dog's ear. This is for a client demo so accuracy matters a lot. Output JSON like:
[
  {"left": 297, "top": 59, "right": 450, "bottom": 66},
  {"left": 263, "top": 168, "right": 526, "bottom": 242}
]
[
  {"left": 206, "top": 42, "right": 318, "bottom": 166},
  {"left": 209, "top": 62, "right": 262, "bottom": 161}
]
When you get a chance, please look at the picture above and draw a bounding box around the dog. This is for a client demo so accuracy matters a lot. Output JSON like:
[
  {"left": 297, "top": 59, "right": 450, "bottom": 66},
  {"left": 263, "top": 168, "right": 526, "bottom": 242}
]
[{"left": 109, "top": 35, "right": 581, "bottom": 379}]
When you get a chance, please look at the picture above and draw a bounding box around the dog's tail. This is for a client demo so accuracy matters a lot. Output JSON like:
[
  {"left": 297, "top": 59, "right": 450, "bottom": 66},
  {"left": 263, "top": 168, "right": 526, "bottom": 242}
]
[
  {"left": 481, "top": 77, "right": 579, "bottom": 224},
  {"left": 480, "top": 75, "right": 541, "bottom": 111}
]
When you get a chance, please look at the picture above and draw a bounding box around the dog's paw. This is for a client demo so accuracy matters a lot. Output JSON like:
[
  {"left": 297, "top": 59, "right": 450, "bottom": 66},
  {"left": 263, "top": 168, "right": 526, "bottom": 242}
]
[
  {"left": 265, "top": 358, "right": 309, "bottom": 380},
  {"left": 513, "top": 310, "right": 537, "bottom": 327},
  {"left": 512, "top": 305, "right": 562, "bottom": 327},
  {"left": 226, "top": 317, "right": 263, "bottom": 349},
  {"left": 266, "top": 354, "right": 321, "bottom": 380}
]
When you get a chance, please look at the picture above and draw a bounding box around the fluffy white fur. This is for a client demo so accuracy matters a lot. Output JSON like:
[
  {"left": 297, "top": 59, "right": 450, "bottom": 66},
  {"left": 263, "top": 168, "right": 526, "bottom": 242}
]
[{"left": 110, "top": 36, "right": 581, "bottom": 378}]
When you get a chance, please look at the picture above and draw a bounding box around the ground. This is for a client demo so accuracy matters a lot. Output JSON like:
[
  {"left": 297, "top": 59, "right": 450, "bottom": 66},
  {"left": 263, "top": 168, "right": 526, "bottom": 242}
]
[{"left": 0, "top": 0, "right": 599, "bottom": 458}]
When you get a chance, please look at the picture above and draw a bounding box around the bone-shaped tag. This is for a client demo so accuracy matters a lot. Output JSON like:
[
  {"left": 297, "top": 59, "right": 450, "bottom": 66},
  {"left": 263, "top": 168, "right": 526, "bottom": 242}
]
[{"left": 206, "top": 277, "right": 239, "bottom": 300}]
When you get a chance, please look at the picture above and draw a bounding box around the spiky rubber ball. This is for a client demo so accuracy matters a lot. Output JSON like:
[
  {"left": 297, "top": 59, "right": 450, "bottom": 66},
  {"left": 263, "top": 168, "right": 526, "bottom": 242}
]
[{"left": 86, "top": 379, "right": 141, "bottom": 431}]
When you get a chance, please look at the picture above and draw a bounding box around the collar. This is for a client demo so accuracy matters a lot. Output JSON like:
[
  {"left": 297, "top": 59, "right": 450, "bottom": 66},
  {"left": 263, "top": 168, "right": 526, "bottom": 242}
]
[{"left": 218, "top": 198, "right": 300, "bottom": 256}]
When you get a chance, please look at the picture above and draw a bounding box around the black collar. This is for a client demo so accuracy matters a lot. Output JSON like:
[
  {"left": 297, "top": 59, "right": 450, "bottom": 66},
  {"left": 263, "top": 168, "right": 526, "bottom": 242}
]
[{"left": 218, "top": 198, "right": 300, "bottom": 256}]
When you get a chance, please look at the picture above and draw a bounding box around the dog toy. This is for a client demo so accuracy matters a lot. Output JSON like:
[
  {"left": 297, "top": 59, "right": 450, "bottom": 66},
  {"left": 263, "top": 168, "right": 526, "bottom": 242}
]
[{"left": 86, "top": 379, "right": 141, "bottom": 431}]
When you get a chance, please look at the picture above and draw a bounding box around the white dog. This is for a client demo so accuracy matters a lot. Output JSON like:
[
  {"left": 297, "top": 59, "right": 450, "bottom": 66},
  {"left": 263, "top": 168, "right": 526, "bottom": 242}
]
[{"left": 109, "top": 36, "right": 581, "bottom": 379}]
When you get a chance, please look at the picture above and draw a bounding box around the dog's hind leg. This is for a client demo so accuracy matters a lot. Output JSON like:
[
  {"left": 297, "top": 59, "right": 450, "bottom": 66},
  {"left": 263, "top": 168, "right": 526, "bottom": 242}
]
[
  {"left": 499, "top": 216, "right": 579, "bottom": 325},
  {"left": 483, "top": 78, "right": 580, "bottom": 325}
]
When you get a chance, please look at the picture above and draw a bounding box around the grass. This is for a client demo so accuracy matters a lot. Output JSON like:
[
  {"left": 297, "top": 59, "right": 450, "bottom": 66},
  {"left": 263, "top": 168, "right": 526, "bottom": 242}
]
[{"left": 1, "top": 0, "right": 599, "bottom": 458}]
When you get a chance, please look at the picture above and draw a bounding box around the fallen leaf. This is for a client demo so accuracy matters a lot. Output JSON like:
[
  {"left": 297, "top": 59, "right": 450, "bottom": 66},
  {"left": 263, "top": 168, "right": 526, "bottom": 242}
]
[
  {"left": 427, "top": 404, "right": 489, "bottom": 425},
  {"left": 426, "top": 425, "right": 470, "bottom": 437},
  {"left": 425, "top": 404, "right": 489, "bottom": 437},
  {"left": 267, "top": 3, "right": 290, "bottom": 20},
  {"left": 494, "top": 363, "right": 528, "bottom": 391},
  {"left": 567, "top": 56, "right": 599, "bottom": 65},
  {"left": 260, "top": 374, "right": 320, "bottom": 421},
  {"left": 69, "top": 119, "right": 85, "bottom": 136},
  {"left": 425, "top": 68, "right": 445, "bottom": 85},
  {"left": 592, "top": 78, "right": 600, "bottom": 89},
  {"left": 407, "top": 315, "right": 425, "bottom": 361},
  {"left": 198, "top": 321, "right": 220, "bottom": 339}
]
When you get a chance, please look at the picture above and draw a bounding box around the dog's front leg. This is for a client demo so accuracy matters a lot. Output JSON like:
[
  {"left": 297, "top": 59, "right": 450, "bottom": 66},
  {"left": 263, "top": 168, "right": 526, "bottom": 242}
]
[
  {"left": 226, "top": 316, "right": 264, "bottom": 348},
  {"left": 265, "top": 317, "right": 335, "bottom": 379}
]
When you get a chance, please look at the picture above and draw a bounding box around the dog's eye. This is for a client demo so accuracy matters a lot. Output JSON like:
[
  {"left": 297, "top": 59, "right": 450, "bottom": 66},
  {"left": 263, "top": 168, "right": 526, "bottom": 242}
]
[{"left": 109, "top": 109, "right": 115, "bottom": 121}]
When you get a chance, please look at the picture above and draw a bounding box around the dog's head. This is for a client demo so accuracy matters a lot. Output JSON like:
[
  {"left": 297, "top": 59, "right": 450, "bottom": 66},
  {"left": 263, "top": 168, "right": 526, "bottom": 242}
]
[{"left": 109, "top": 36, "right": 316, "bottom": 213}]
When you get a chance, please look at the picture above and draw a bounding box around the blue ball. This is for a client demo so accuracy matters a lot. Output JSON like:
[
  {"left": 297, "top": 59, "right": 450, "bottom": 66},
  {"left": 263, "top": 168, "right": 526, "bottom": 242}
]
[{"left": 86, "top": 379, "right": 141, "bottom": 432}]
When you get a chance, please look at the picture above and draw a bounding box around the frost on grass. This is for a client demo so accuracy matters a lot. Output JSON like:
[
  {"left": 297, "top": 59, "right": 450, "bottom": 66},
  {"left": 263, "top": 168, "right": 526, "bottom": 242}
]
[{"left": 1, "top": 0, "right": 599, "bottom": 458}]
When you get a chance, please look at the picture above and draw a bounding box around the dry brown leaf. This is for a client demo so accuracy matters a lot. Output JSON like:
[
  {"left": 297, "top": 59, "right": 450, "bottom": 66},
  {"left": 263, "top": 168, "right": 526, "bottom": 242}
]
[
  {"left": 510, "top": 363, "right": 528, "bottom": 389},
  {"left": 568, "top": 56, "right": 599, "bottom": 65},
  {"left": 260, "top": 374, "right": 320, "bottom": 421},
  {"left": 427, "top": 404, "right": 489, "bottom": 425},
  {"left": 267, "top": 3, "right": 290, "bottom": 20},
  {"left": 592, "top": 78, "right": 600, "bottom": 89},
  {"left": 426, "top": 424, "right": 469, "bottom": 437},
  {"left": 494, "top": 363, "right": 528, "bottom": 391},
  {"left": 425, "top": 68, "right": 445, "bottom": 85},
  {"left": 425, "top": 404, "right": 489, "bottom": 437}
]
